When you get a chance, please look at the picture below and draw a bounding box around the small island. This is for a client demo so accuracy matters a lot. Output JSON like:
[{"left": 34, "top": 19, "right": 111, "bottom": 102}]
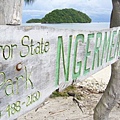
[{"left": 26, "top": 8, "right": 91, "bottom": 23}]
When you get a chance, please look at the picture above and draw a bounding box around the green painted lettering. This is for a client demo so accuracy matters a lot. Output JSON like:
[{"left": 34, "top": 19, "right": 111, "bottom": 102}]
[
  {"left": 72, "top": 34, "right": 84, "bottom": 79},
  {"left": 25, "top": 66, "right": 34, "bottom": 89},
  {"left": 10, "top": 44, "right": 17, "bottom": 58},
  {"left": 84, "top": 34, "right": 94, "bottom": 75},
  {"left": 92, "top": 32, "right": 102, "bottom": 70},
  {"left": 30, "top": 39, "right": 34, "bottom": 55},
  {"left": 117, "top": 30, "right": 120, "bottom": 56},
  {"left": 34, "top": 42, "right": 41, "bottom": 54},
  {"left": 41, "top": 38, "right": 44, "bottom": 54},
  {"left": 44, "top": 42, "right": 49, "bottom": 52},
  {"left": 5, "top": 79, "right": 14, "bottom": 96},
  {"left": 3, "top": 45, "right": 11, "bottom": 60},
  {"left": 55, "top": 35, "right": 72, "bottom": 85},
  {"left": 101, "top": 32, "right": 111, "bottom": 65},
  {"left": 114, "top": 31, "right": 120, "bottom": 57},
  {"left": 16, "top": 75, "right": 24, "bottom": 94},
  {"left": 109, "top": 31, "right": 117, "bottom": 61},
  {"left": 0, "top": 72, "right": 6, "bottom": 88},
  {"left": 20, "top": 36, "right": 30, "bottom": 57}
]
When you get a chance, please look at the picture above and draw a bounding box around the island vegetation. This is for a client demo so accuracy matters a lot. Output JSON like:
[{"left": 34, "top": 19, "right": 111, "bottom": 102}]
[{"left": 26, "top": 8, "right": 91, "bottom": 23}]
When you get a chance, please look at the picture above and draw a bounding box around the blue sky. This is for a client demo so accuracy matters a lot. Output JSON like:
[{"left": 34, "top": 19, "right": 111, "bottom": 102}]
[{"left": 22, "top": 0, "right": 112, "bottom": 23}]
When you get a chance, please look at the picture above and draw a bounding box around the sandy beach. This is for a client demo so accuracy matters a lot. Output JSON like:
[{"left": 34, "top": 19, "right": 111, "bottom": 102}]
[{"left": 18, "top": 66, "right": 120, "bottom": 120}]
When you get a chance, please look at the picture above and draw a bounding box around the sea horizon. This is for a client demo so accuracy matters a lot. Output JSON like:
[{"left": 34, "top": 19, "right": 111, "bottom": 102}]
[{"left": 22, "top": 22, "right": 110, "bottom": 31}]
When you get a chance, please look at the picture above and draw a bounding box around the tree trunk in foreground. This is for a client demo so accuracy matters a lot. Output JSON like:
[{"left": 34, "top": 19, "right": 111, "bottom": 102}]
[
  {"left": 0, "top": 0, "right": 23, "bottom": 25},
  {"left": 94, "top": 0, "right": 120, "bottom": 120},
  {"left": 0, "top": 0, "right": 23, "bottom": 119}
]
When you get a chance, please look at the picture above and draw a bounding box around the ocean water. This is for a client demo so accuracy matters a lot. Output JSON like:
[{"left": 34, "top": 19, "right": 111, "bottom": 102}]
[
  {"left": 41, "top": 22, "right": 110, "bottom": 31},
  {"left": 24, "top": 22, "right": 110, "bottom": 31}
]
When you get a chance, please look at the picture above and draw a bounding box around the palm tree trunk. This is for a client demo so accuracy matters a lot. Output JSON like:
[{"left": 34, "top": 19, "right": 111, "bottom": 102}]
[
  {"left": 94, "top": 0, "right": 120, "bottom": 120},
  {"left": 0, "top": 0, "right": 23, "bottom": 25}
]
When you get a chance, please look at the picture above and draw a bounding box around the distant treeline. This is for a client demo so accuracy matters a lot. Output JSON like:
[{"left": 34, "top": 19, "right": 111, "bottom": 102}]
[{"left": 27, "top": 8, "right": 92, "bottom": 23}]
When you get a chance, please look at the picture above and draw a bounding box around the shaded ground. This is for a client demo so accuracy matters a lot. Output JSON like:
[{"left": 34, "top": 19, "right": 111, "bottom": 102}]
[{"left": 18, "top": 66, "right": 120, "bottom": 120}]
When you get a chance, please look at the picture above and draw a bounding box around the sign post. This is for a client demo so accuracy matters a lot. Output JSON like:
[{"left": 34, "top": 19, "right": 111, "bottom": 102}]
[
  {"left": 0, "top": 25, "right": 120, "bottom": 120},
  {"left": 94, "top": 0, "right": 120, "bottom": 120},
  {"left": 0, "top": 0, "right": 23, "bottom": 25}
]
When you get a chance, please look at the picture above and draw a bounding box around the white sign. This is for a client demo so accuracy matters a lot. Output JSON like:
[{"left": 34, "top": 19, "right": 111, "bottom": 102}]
[{"left": 0, "top": 25, "right": 120, "bottom": 120}]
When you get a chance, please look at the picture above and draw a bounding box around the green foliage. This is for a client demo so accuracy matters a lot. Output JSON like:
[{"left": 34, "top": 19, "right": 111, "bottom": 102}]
[
  {"left": 50, "top": 85, "right": 77, "bottom": 98},
  {"left": 26, "top": 19, "right": 41, "bottom": 23},
  {"left": 24, "top": 0, "right": 36, "bottom": 4},
  {"left": 26, "top": 8, "right": 92, "bottom": 23},
  {"left": 41, "top": 8, "right": 91, "bottom": 23}
]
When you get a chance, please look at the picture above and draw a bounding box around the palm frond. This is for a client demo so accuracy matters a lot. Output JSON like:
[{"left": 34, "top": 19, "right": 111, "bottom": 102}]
[{"left": 24, "top": 0, "right": 35, "bottom": 4}]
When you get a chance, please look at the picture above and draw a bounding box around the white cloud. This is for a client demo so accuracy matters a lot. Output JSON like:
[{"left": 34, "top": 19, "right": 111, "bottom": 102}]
[
  {"left": 23, "top": 0, "right": 113, "bottom": 22},
  {"left": 23, "top": 10, "right": 47, "bottom": 14}
]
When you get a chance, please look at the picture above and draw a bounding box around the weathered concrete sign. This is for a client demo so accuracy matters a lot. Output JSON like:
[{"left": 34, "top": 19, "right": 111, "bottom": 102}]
[{"left": 0, "top": 25, "right": 120, "bottom": 120}]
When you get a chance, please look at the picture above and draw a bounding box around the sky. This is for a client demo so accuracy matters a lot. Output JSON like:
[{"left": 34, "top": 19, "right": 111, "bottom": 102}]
[{"left": 22, "top": 0, "right": 112, "bottom": 23}]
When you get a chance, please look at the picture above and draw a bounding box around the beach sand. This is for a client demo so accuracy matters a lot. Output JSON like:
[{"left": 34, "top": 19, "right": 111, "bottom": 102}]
[{"left": 18, "top": 66, "right": 120, "bottom": 120}]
